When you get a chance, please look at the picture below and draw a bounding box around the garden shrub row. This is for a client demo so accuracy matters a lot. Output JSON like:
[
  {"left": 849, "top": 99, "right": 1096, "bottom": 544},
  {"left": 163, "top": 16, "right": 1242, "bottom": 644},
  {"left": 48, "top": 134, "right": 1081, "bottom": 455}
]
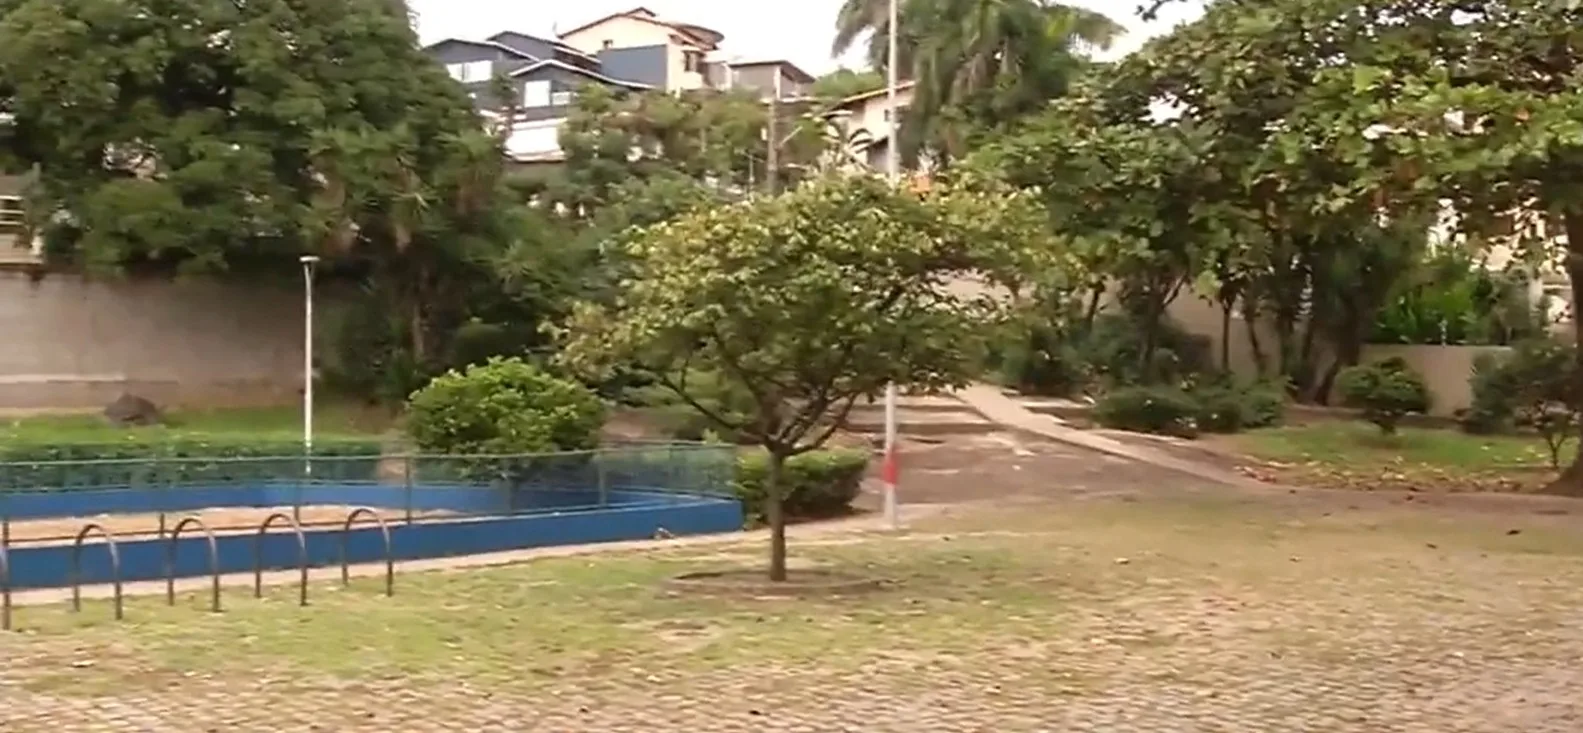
[
  {"left": 1093, "top": 381, "right": 1286, "bottom": 437},
  {"left": 0, "top": 437, "right": 385, "bottom": 490}
]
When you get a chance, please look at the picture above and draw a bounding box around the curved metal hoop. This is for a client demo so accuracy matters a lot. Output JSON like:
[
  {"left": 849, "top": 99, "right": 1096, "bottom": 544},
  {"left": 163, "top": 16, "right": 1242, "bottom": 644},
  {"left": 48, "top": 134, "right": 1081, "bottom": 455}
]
[
  {"left": 70, "top": 523, "right": 124, "bottom": 620},
  {"left": 165, "top": 516, "right": 222, "bottom": 613},
  {"left": 0, "top": 541, "right": 10, "bottom": 631},
  {"left": 253, "top": 513, "right": 308, "bottom": 607},
  {"left": 339, "top": 507, "right": 394, "bottom": 597}
]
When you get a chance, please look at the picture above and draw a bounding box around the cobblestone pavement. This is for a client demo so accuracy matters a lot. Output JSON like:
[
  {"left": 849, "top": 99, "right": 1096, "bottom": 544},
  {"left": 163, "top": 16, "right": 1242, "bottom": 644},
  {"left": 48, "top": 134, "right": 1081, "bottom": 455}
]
[{"left": 4, "top": 440, "right": 1583, "bottom": 731}]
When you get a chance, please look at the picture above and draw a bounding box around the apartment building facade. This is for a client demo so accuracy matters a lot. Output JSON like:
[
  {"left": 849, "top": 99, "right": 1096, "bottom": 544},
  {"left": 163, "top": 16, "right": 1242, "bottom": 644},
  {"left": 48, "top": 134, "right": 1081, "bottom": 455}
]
[{"left": 423, "top": 7, "right": 816, "bottom": 167}]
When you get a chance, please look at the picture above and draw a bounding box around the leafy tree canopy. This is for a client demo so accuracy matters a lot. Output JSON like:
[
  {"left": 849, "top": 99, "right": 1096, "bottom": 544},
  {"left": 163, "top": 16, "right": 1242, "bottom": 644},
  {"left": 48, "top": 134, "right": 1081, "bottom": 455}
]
[
  {"left": 557, "top": 173, "right": 1053, "bottom": 579},
  {"left": 0, "top": 0, "right": 491, "bottom": 277}
]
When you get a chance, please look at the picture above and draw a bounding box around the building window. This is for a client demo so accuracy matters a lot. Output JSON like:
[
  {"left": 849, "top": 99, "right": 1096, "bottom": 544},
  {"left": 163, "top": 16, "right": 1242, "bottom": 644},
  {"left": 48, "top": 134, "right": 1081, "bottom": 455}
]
[
  {"left": 522, "top": 80, "right": 551, "bottom": 107},
  {"left": 683, "top": 50, "right": 703, "bottom": 73},
  {"left": 550, "top": 89, "right": 575, "bottom": 106},
  {"left": 602, "top": 39, "right": 614, "bottom": 49},
  {"left": 446, "top": 60, "right": 493, "bottom": 83}
]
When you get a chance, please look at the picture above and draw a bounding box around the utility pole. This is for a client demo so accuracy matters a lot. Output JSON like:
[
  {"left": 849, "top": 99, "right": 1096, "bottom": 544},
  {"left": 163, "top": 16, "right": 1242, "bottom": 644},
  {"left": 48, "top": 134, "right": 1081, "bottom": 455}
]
[
  {"left": 766, "top": 93, "right": 779, "bottom": 194},
  {"left": 881, "top": 0, "right": 901, "bottom": 531}
]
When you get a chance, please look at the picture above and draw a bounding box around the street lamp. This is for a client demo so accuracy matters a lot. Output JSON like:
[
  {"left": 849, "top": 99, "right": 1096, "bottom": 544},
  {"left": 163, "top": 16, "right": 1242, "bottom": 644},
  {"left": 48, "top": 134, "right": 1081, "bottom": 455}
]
[{"left": 299, "top": 255, "right": 320, "bottom": 489}]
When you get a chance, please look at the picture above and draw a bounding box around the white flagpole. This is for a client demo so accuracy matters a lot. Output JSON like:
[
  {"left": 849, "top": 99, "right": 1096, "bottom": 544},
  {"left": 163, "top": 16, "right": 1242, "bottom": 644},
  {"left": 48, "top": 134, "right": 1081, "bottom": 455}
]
[{"left": 881, "top": 0, "right": 901, "bottom": 531}]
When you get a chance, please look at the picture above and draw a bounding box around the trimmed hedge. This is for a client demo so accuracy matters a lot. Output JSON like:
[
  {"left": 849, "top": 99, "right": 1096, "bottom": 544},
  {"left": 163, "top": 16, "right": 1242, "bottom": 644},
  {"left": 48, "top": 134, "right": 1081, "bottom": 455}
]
[
  {"left": 1093, "top": 385, "right": 1202, "bottom": 436},
  {"left": 734, "top": 449, "right": 869, "bottom": 525},
  {"left": 0, "top": 437, "right": 384, "bottom": 490},
  {"left": 1094, "top": 382, "right": 1286, "bottom": 437}
]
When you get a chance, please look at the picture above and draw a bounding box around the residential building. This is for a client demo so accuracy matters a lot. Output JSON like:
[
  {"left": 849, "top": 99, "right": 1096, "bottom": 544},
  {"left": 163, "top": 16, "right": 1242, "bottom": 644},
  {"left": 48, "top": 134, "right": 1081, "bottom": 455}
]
[
  {"left": 824, "top": 81, "right": 916, "bottom": 171},
  {"left": 424, "top": 32, "right": 653, "bottom": 166},
  {"left": 555, "top": 7, "right": 723, "bottom": 92},
  {"left": 712, "top": 60, "right": 816, "bottom": 101}
]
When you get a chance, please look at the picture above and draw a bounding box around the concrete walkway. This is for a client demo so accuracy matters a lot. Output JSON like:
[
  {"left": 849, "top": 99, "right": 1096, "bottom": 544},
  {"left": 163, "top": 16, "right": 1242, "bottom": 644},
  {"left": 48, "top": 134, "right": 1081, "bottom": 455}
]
[{"left": 953, "top": 383, "right": 1278, "bottom": 492}]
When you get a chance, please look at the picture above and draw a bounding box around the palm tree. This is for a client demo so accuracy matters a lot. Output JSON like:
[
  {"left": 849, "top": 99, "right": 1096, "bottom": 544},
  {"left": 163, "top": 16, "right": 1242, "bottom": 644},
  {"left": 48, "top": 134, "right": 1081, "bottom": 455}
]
[{"left": 832, "top": 0, "right": 1124, "bottom": 164}]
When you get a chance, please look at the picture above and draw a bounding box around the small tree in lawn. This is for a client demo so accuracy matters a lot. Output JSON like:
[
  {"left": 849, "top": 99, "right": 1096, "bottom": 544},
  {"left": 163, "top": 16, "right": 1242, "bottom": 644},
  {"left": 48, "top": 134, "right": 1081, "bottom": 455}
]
[{"left": 557, "top": 174, "right": 1049, "bottom": 581}]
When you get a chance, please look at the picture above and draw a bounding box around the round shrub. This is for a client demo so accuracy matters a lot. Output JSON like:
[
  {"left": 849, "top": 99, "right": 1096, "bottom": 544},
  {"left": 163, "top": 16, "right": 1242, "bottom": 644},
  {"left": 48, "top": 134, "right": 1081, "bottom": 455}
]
[
  {"left": 1094, "top": 385, "right": 1200, "bottom": 437},
  {"left": 1335, "top": 357, "right": 1431, "bottom": 435},
  {"left": 733, "top": 449, "right": 869, "bottom": 526},
  {"left": 1192, "top": 385, "right": 1249, "bottom": 433},
  {"left": 406, "top": 357, "right": 604, "bottom": 455}
]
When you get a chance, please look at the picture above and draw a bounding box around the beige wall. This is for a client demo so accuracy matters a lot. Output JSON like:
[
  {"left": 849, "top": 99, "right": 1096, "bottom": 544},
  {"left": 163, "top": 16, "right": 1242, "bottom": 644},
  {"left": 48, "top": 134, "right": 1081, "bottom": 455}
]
[
  {"left": 1165, "top": 295, "right": 1508, "bottom": 416},
  {"left": 849, "top": 86, "right": 913, "bottom": 147},
  {"left": 559, "top": 16, "right": 708, "bottom": 91},
  {"left": 0, "top": 271, "right": 310, "bottom": 411},
  {"left": 1356, "top": 344, "right": 1508, "bottom": 417}
]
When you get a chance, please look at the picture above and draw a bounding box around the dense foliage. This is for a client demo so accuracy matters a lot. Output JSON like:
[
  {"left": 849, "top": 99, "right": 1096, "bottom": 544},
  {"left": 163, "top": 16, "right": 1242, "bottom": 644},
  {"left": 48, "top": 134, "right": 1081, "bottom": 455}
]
[
  {"left": 558, "top": 173, "right": 1050, "bottom": 580},
  {"left": 734, "top": 449, "right": 869, "bottom": 526},
  {"left": 406, "top": 357, "right": 604, "bottom": 455},
  {"left": 1336, "top": 358, "right": 1431, "bottom": 436},
  {"left": 1464, "top": 339, "right": 1580, "bottom": 466}
]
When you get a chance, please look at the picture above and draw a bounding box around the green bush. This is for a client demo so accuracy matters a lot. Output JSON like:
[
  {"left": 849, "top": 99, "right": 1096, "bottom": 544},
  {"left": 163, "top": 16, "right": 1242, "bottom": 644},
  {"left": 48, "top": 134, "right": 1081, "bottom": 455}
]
[
  {"left": 0, "top": 437, "right": 383, "bottom": 490},
  {"left": 1234, "top": 382, "right": 1288, "bottom": 429},
  {"left": 1080, "top": 313, "right": 1213, "bottom": 387},
  {"left": 993, "top": 321, "right": 1091, "bottom": 397},
  {"left": 1371, "top": 249, "right": 1548, "bottom": 346},
  {"left": 624, "top": 370, "right": 755, "bottom": 443},
  {"left": 1336, "top": 357, "right": 1431, "bottom": 435},
  {"left": 1094, "top": 385, "right": 1201, "bottom": 437},
  {"left": 1462, "top": 351, "right": 1521, "bottom": 434},
  {"left": 1190, "top": 382, "right": 1285, "bottom": 434},
  {"left": 733, "top": 449, "right": 869, "bottom": 525},
  {"left": 1461, "top": 338, "right": 1579, "bottom": 465},
  {"left": 406, "top": 357, "right": 604, "bottom": 455}
]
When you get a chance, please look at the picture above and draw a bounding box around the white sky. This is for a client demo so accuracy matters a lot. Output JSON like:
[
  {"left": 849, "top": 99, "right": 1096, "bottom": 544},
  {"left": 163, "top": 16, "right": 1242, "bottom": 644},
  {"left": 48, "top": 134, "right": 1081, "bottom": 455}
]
[{"left": 410, "top": 0, "right": 1208, "bottom": 74}]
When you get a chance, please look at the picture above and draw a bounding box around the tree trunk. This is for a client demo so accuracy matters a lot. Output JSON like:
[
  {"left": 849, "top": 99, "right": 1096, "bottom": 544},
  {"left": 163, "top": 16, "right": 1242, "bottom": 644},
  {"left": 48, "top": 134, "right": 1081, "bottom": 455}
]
[
  {"left": 1218, "top": 300, "right": 1233, "bottom": 374},
  {"left": 766, "top": 451, "right": 789, "bottom": 581},
  {"left": 1082, "top": 282, "right": 1104, "bottom": 333},
  {"left": 1544, "top": 211, "right": 1583, "bottom": 496},
  {"left": 1243, "top": 300, "right": 1268, "bottom": 378}
]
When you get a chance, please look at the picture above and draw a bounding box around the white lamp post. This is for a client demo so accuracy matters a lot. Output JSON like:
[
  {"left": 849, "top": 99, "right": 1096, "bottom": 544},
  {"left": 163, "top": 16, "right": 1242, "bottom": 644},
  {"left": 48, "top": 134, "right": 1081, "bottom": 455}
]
[
  {"left": 882, "top": 0, "right": 901, "bottom": 531},
  {"left": 299, "top": 255, "right": 320, "bottom": 495}
]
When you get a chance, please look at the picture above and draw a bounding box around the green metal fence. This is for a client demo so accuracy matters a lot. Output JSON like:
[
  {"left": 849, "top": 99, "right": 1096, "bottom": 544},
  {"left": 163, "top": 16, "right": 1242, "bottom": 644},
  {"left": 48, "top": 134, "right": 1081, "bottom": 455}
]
[{"left": 0, "top": 442, "right": 737, "bottom": 496}]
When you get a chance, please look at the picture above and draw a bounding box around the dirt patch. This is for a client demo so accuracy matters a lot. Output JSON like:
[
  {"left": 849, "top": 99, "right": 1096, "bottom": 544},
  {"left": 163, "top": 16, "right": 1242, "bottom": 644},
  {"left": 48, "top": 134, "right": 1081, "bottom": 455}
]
[
  {"left": 2, "top": 505, "right": 454, "bottom": 545},
  {"left": 665, "top": 568, "right": 887, "bottom": 597}
]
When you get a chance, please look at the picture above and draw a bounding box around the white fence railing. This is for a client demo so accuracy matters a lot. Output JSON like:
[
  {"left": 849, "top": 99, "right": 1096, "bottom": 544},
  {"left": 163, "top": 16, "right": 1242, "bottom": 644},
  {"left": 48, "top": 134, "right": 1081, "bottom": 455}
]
[{"left": 0, "top": 195, "right": 41, "bottom": 262}]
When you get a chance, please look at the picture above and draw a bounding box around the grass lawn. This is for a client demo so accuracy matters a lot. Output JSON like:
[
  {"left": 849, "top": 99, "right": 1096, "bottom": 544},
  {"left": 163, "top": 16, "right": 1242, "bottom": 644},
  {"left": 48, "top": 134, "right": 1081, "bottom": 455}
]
[
  {"left": 3, "top": 496, "right": 1583, "bottom": 730},
  {"left": 1221, "top": 419, "right": 1557, "bottom": 492},
  {"left": 0, "top": 403, "right": 394, "bottom": 444}
]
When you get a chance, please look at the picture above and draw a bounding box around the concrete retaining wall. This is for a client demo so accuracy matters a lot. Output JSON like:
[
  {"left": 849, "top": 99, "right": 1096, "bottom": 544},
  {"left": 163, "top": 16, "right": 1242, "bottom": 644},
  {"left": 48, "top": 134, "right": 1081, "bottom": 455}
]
[{"left": 0, "top": 271, "right": 309, "bottom": 411}]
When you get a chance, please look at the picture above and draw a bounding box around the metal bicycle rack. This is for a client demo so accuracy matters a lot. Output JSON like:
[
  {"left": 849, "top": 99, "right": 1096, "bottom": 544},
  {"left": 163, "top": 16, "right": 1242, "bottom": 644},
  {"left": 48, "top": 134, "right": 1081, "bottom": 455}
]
[
  {"left": 254, "top": 513, "right": 309, "bottom": 607},
  {"left": 70, "top": 523, "right": 124, "bottom": 621},
  {"left": 339, "top": 507, "right": 394, "bottom": 598},
  {"left": 165, "top": 516, "right": 222, "bottom": 613}
]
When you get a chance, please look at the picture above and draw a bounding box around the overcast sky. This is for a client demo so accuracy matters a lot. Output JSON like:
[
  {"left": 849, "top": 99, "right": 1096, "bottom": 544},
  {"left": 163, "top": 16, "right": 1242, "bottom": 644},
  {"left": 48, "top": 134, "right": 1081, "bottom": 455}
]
[{"left": 410, "top": 0, "right": 1208, "bottom": 73}]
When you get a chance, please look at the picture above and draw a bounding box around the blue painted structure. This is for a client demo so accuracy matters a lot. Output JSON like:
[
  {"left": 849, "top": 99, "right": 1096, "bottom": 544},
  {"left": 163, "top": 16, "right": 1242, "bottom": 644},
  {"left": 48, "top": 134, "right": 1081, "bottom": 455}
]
[{"left": 1, "top": 481, "right": 743, "bottom": 590}]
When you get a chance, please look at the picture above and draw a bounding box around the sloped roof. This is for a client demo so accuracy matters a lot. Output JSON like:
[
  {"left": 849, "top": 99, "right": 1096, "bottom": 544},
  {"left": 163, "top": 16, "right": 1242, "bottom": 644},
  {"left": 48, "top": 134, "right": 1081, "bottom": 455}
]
[
  {"left": 507, "top": 58, "right": 654, "bottom": 90},
  {"left": 557, "top": 7, "right": 722, "bottom": 50}
]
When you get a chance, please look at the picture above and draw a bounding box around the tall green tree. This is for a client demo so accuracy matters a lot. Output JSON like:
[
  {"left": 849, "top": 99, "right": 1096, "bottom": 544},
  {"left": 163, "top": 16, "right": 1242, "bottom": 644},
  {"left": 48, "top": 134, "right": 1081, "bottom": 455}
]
[
  {"left": 558, "top": 175, "right": 1051, "bottom": 580},
  {"left": 833, "top": 0, "right": 1123, "bottom": 164},
  {"left": 1259, "top": 0, "right": 1583, "bottom": 492}
]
